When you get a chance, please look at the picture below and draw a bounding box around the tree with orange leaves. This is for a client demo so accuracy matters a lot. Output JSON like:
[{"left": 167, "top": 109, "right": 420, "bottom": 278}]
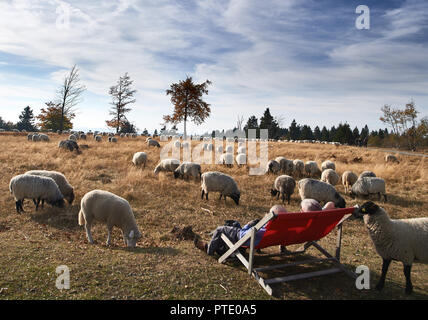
[
  {"left": 163, "top": 76, "right": 212, "bottom": 139},
  {"left": 37, "top": 101, "right": 75, "bottom": 132}
]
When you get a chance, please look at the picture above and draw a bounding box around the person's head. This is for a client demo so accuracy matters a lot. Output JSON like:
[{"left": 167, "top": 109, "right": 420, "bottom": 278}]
[
  {"left": 322, "top": 202, "right": 336, "bottom": 210},
  {"left": 300, "top": 199, "right": 322, "bottom": 212},
  {"left": 270, "top": 205, "right": 287, "bottom": 215}
]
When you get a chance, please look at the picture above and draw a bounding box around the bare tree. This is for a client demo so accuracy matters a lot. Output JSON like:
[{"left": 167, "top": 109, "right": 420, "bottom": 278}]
[
  {"left": 56, "top": 65, "right": 86, "bottom": 133},
  {"left": 106, "top": 73, "right": 137, "bottom": 133},
  {"left": 236, "top": 115, "right": 244, "bottom": 131}
]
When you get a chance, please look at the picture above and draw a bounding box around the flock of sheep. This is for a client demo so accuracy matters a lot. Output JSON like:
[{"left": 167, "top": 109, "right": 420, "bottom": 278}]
[{"left": 6, "top": 132, "right": 428, "bottom": 296}]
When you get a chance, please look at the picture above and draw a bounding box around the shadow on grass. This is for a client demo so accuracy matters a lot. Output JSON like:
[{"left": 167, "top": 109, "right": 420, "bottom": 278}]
[
  {"left": 223, "top": 250, "right": 428, "bottom": 300},
  {"left": 29, "top": 204, "right": 80, "bottom": 231},
  {"left": 386, "top": 194, "right": 425, "bottom": 208},
  {"left": 110, "top": 246, "right": 180, "bottom": 256}
]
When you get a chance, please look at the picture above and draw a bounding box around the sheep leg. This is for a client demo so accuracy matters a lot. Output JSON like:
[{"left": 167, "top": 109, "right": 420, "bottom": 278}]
[
  {"left": 403, "top": 264, "right": 413, "bottom": 295},
  {"left": 35, "top": 197, "right": 41, "bottom": 211},
  {"left": 375, "top": 258, "right": 391, "bottom": 291},
  {"left": 106, "top": 225, "right": 113, "bottom": 246},
  {"left": 287, "top": 194, "right": 291, "bottom": 205},
  {"left": 219, "top": 194, "right": 222, "bottom": 200},
  {"left": 201, "top": 190, "right": 205, "bottom": 200},
  {"left": 384, "top": 194, "right": 388, "bottom": 202},
  {"left": 16, "top": 200, "right": 23, "bottom": 213},
  {"left": 85, "top": 222, "right": 94, "bottom": 244}
]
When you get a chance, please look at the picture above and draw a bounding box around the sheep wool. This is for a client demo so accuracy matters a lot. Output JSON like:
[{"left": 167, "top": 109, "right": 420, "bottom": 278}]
[
  {"left": 25, "top": 170, "right": 74, "bottom": 205},
  {"left": 271, "top": 175, "right": 296, "bottom": 204},
  {"left": 153, "top": 158, "right": 180, "bottom": 175},
  {"left": 342, "top": 170, "right": 358, "bottom": 193},
  {"left": 321, "top": 169, "right": 340, "bottom": 186},
  {"left": 201, "top": 171, "right": 240, "bottom": 205},
  {"left": 350, "top": 177, "right": 387, "bottom": 201},
  {"left": 298, "top": 178, "right": 346, "bottom": 208},
  {"left": 359, "top": 201, "right": 428, "bottom": 294},
  {"left": 9, "top": 174, "right": 65, "bottom": 213},
  {"left": 78, "top": 190, "right": 142, "bottom": 247},
  {"left": 132, "top": 152, "right": 147, "bottom": 167},
  {"left": 321, "top": 160, "right": 336, "bottom": 171},
  {"left": 174, "top": 162, "right": 201, "bottom": 180},
  {"left": 235, "top": 153, "right": 246, "bottom": 166}
]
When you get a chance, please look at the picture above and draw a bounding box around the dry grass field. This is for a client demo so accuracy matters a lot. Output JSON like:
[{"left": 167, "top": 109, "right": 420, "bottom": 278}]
[{"left": 0, "top": 133, "right": 427, "bottom": 300}]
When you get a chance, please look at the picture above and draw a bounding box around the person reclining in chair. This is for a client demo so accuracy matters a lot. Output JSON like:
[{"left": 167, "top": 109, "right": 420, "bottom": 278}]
[{"left": 195, "top": 205, "right": 289, "bottom": 256}]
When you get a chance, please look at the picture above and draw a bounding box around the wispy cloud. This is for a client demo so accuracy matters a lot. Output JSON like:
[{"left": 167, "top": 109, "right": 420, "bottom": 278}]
[{"left": 0, "top": 0, "right": 426, "bottom": 133}]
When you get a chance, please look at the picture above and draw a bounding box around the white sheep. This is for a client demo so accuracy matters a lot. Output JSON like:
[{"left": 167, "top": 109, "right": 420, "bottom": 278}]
[
  {"left": 174, "top": 162, "right": 201, "bottom": 181},
  {"left": 342, "top": 170, "right": 358, "bottom": 193},
  {"left": 275, "top": 157, "right": 293, "bottom": 175},
  {"left": 9, "top": 174, "right": 65, "bottom": 213},
  {"left": 225, "top": 145, "right": 233, "bottom": 153},
  {"left": 350, "top": 177, "right": 387, "bottom": 201},
  {"left": 304, "top": 161, "right": 321, "bottom": 178},
  {"left": 132, "top": 152, "right": 147, "bottom": 167},
  {"left": 216, "top": 145, "right": 223, "bottom": 153},
  {"left": 78, "top": 190, "right": 142, "bottom": 247},
  {"left": 292, "top": 159, "right": 305, "bottom": 178},
  {"left": 358, "top": 201, "right": 428, "bottom": 294},
  {"left": 237, "top": 146, "right": 246, "bottom": 154},
  {"left": 153, "top": 158, "right": 180, "bottom": 175},
  {"left": 266, "top": 160, "right": 281, "bottom": 174},
  {"left": 321, "top": 168, "right": 340, "bottom": 186},
  {"left": 25, "top": 170, "right": 74, "bottom": 205},
  {"left": 298, "top": 178, "right": 346, "bottom": 208},
  {"left": 201, "top": 171, "right": 240, "bottom": 205},
  {"left": 235, "top": 153, "right": 246, "bottom": 166},
  {"left": 220, "top": 153, "right": 234, "bottom": 167},
  {"left": 321, "top": 160, "right": 336, "bottom": 171},
  {"left": 271, "top": 175, "right": 296, "bottom": 204}
]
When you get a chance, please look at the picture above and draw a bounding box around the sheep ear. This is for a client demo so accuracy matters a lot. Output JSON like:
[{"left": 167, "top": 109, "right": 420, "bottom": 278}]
[{"left": 129, "top": 230, "right": 134, "bottom": 238}]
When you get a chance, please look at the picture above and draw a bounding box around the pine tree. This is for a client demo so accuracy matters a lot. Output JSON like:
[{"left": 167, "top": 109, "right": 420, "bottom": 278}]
[
  {"left": 244, "top": 115, "right": 259, "bottom": 138},
  {"left": 17, "top": 106, "right": 37, "bottom": 132},
  {"left": 289, "top": 119, "right": 301, "bottom": 140},
  {"left": 321, "top": 126, "right": 329, "bottom": 141},
  {"left": 259, "top": 107, "right": 280, "bottom": 139},
  {"left": 314, "top": 126, "right": 321, "bottom": 141}
]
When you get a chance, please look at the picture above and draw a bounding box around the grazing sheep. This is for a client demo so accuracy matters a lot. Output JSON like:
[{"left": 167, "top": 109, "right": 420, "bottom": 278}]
[
  {"left": 359, "top": 171, "right": 376, "bottom": 179},
  {"left": 321, "top": 160, "right": 336, "bottom": 171},
  {"left": 39, "top": 134, "right": 49, "bottom": 142},
  {"left": 132, "top": 152, "right": 147, "bottom": 167},
  {"left": 235, "top": 153, "right": 246, "bottom": 166},
  {"left": 9, "top": 174, "right": 65, "bottom": 213},
  {"left": 358, "top": 201, "right": 428, "bottom": 294},
  {"left": 292, "top": 159, "right": 305, "bottom": 178},
  {"left": 201, "top": 171, "right": 240, "bottom": 205},
  {"left": 25, "top": 170, "right": 74, "bottom": 205},
  {"left": 153, "top": 158, "right": 180, "bottom": 175},
  {"left": 174, "top": 162, "right": 201, "bottom": 181},
  {"left": 271, "top": 175, "right": 296, "bottom": 204},
  {"left": 94, "top": 135, "right": 102, "bottom": 142},
  {"left": 79, "top": 133, "right": 87, "bottom": 140},
  {"left": 216, "top": 145, "right": 223, "bottom": 153},
  {"left": 27, "top": 133, "right": 33, "bottom": 141},
  {"left": 350, "top": 177, "right": 387, "bottom": 201},
  {"left": 69, "top": 134, "right": 78, "bottom": 141},
  {"left": 321, "top": 168, "right": 340, "bottom": 186},
  {"left": 304, "top": 161, "right": 321, "bottom": 178},
  {"left": 220, "top": 153, "right": 234, "bottom": 167},
  {"left": 385, "top": 154, "right": 399, "bottom": 164},
  {"left": 298, "top": 178, "right": 346, "bottom": 208},
  {"left": 275, "top": 157, "right": 293, "bottom": 175},
  {"left": 266, "top": 160, "right": 281, "bottom": 174},
  {"left": 58, "top": 139, "right": 80, "bottom": 152},
  {"left": 78, "top": 190, "right": 142, "bottom": 247},
  {"left": 32, "top": 134, "right": 41, "bottom": 142},
  {"left": 109, "top": 137, "right": 118, "bottom": 143},
  {"left": 342, "top": 170, "right": 358, "bottom": 193},
  {"left": 147, "top": 139, "right": 160, "bottom": 148}
]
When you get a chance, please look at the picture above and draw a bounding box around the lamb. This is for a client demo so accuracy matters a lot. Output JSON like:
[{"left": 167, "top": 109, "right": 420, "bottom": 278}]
[
  {"left": 342, "top": 170, "right": 358, "bottom": 193},
  {"left": 266, "top": 160, "right": 281, "bottom": 174},
  {"left": 270, "top": 175, "right": 296, "bottom": 204},
  {"left": 235, "top": 153, "right": 246, "bottom": 166},
  {"left": 359, "top": 171, "right": 376, "bottom": 179},
  {"left": 350, "top": 177, "right": 387, "bottom": 201},
  {"left": 298, "top": 178, "right": 346, "bottom": 208},
  {"left": 9, "top": 174, "right": 65, "bottom": 213},
  {"left": 174, "top": 162, "right": 201, "bottom": 181},
  {"left": 153, "top": 158, "right": 180, "bottom": 175},
  {"left": 304, "top": 161, "right": 321, "bottom": 178},
  {"left": 321, "top": 168, "right": 340, "bottom": 186},
  {"left": 78, "top": 190, "right": 142, "bottom": 247},
  {"left": 275, "top": 157, "right": 294, "bottom": 175},
  {"left": 220, "top": 153, "right": 234, "bottom": 167},
  {"left": 385, "top": 154, "right": 399, "bottom": 164},
  {"left": 292, "top": 159, "right": 305, "bottom": 178},
  {"left": 321, "top": 160, "right": 335, "bottom": 171},
  {"left": 201, "top": 171, "right": 240, "bottom": 205},
  {"left": 147, "top": 139, "right": 160, "bottom": 148},
  {"left": 358, "top": 201, "right": 428, "bottom": 294},
  {"left": 132, "top": 152, "right": 147, "bottom": 167},
  {"left": 25, "top": 170, "right": 74, "bottom": 205}
]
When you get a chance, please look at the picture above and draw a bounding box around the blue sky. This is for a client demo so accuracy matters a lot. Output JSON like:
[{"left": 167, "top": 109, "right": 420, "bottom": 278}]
[{"left": 0, "top": 0, "right": 427, "bottom": 134}]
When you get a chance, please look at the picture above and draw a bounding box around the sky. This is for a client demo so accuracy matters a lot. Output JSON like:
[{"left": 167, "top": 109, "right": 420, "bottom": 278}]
[{"left": 0, "top": 0, "right": 427, "bottom": 134}]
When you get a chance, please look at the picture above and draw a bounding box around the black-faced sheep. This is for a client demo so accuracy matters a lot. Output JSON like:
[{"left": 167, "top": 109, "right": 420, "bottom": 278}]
[
  {"left": 201, "top": 171, "right": 240, "bottom": 205},
  {"left": 270, "top": 175, "right": 296, "bottom": 204}
]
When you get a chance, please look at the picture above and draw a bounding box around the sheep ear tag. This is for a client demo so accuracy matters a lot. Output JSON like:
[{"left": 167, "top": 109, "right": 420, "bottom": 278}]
[{"left": 129, "top": 230, "right": 134, "bottom": 238}]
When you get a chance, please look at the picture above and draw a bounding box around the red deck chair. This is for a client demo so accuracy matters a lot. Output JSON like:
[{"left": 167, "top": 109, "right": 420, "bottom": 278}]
[{"left": 218, "top": 205, "right": 357, "bottom": 296}]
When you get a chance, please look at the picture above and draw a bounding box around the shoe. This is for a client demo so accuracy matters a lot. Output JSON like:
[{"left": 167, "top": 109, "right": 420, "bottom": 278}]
[{"left": 194, "top": 236, "right": 208, "bottom": 252}]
